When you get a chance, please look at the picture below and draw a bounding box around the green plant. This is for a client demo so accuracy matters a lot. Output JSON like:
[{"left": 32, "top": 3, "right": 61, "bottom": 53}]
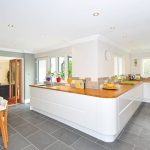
[
  {"left": 55, "top": 71, "right": 65, "bottom": 80},
  {"left": 68, "top": 60, "right": 72, "bottom": 77},
  {"left": 46, "top": 69, "right": 54, "bottom": 77}
]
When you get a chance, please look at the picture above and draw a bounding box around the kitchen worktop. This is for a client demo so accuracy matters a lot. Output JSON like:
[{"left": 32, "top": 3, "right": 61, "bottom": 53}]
[{"left": 30, "top": 81, "right": 143, "bottom": 98}]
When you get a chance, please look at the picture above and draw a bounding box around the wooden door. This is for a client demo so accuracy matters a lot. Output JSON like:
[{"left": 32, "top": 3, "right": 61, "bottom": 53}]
[{"left": 9, "top": 59, "right": 22, "bottom": 104}]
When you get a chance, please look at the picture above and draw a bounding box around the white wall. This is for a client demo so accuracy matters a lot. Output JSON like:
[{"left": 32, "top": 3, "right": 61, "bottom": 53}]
[
  {"left": 0, "top": 60, "right": 9, "bottom": 84},
  {"left": 35, "top": 37, "right": 131, "bottom": 79},
  {"left": 131, "top": 52, "right": 150, "bottom": 75},
  {"left": 72, "top": 40, "right": 99, "bottom": 79},
  {"left": 97, "top": 39, "right": 131, "bottom": 77}
]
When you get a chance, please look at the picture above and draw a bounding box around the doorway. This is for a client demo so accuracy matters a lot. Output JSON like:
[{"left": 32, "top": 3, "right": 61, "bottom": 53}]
[
  {"left": 0, "top": 57, "right": 24, "bottom": 105},
  {"left": 8, "top": 59, "right": 22, "bottom": 105}
]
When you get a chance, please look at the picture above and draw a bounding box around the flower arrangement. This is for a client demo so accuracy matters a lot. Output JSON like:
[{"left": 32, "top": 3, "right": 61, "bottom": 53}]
[
  {"left": 55, "top": 71, "right": 65, "bottom": 82},
  {"left": 46, "top": 69, "right": 54, "bottom": 82}
]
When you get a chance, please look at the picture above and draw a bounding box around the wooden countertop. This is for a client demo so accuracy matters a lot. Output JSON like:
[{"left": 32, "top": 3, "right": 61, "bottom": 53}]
[{"left": 30, "top": 82, "right": 143, "bottom": 98}]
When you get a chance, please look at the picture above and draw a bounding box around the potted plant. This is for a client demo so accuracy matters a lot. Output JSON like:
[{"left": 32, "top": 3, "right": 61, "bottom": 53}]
[
  {"left": 55, "top": 71, "right": 65, "bottom": 82},
  {"left": 46, "top": 70, "right": 54, "bottom": 82},
  {"left": 67, "top": 61, "right": 72, "bottom": 84}
]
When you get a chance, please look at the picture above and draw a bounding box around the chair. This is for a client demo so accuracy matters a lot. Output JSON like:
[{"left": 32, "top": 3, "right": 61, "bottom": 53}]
[{"left": 0, "top": 97, "right": 8, "bottom": 148}]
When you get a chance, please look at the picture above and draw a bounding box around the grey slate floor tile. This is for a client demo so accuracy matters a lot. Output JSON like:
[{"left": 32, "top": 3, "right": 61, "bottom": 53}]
[
  {"left": 37, "top": 120, "right": 61, "bottom": 134},
  {"left": 72, "top": 137, "right": 105, "bottom": 150},
  {"left": 45, "top": 141, "right": 73, "bottom": 150},
  {"left": 22, "top": 145, "right": 39, "bottom": 150},
  {"left": 134, "top": 146, "right": 148, "bottom": 150},
  {"left": 52, "top": 128, "right": 81, "bottom": 146},
  {"left": 8, "top": 125, "right": 17, "bottom": 137},
  {"left": 25, "top": 115, "right": 46, "bottom": 125},
  {"left": 8, "top": 116, "right": 28, "bottom": 128},
  {"left": 97, "top": 139, "right": 134, "bottom": 150},
  {"left": 124, "top": 123, "right": 143, "bottom": 136},
  {"left": 119, "top": 131, "right": 138, "bottom": 145},
  {"left": 27, "top": 131, "right": 56, "bottom": 150},
  {"left": 7, "top": 133, "right": 30, "bottom": 150},
  {"left": 73, "top": 129, "right": 98, "bottom": 142},
  {"left": 4, "top": 102, "right": 150, "bottom": 150},
  {"left": 15, "top": 122, "right": 39, "bottom": 137}
]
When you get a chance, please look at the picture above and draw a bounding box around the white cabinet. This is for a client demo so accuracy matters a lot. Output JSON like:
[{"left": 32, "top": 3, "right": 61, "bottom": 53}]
[
  {"left": 118, "top": 84, "right": 143, "bottom": 131},
  {"left": 30, "top": 84, "right": 143, "bottom": 142},
  {"left": 30, "top": 87, "right": 97, "bottom": 130},
  {"left": 144, "top": 83, "right": 150, "bottom": 102}
]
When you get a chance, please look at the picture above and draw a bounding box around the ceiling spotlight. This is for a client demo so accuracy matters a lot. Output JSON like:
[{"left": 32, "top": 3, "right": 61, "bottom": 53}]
[
  {"left": 92, "top": 11, "right": 100, "bottom": 16},
  {"left": 109, "top": 26, "right": 116, "bottom": 30},
  {"left": 8, "top": 24, "right": 14, "bottom": 28}
]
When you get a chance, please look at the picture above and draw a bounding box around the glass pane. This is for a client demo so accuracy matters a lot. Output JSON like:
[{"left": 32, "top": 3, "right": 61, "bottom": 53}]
[
  {"left": 68, "top": 56, "right": 72, "bottom": 77},
  {"left": 114, "top": 56, "right": 118, "bottom": 75},
  {"left": 58, "top": 57, "right": 65, "bottom": 72},
  {"left": 118, "top": 57, "right": 123, "bottom": 75},
  {"left": 58, "top": 57, "right": 65, "bottom": 80},
  {"left": 38, "top": 59, "right": 47, "bottom": 83},
  {"left": 114, "top": 56, "right": 123, "bottom": 76},
  {"left": 51, "top": 57, "right": 56, "bottom": 73},
  {"left": 143, "top": 59, "right": 150, "bottom": 77},
  {"left": 10, "top": 60, "right": 16, "bottom": 97}
]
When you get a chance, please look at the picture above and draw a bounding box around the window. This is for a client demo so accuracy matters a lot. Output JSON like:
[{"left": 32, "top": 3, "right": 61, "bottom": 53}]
[
  {"left": 143, "top": 59, "right": 150, "bottom": 77},
  {"left": 114, "top": 56, "right": 123, "bottom": 75},
  {"left": 68, "top": 56, "right": 72, "bottom": 77},
  {"left": 58, "top": 57, "right": 65, "bottom": 80},
  {"left": 37, "top": 55, "right": 72, "bottom": 83},
  {"left": 38, "top": 59, "right": 47, "bottom": 83},
  {"left": 58, "top": 57, "right": 65, "bottom": 72},
  {"left": 50, "top": 57, "right": 57, "bottom": 73}
]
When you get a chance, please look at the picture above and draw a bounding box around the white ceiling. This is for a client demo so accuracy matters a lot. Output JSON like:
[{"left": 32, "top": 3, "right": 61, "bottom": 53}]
[{"left": 0, "top": 0, "right": 150, "bottom": 53}]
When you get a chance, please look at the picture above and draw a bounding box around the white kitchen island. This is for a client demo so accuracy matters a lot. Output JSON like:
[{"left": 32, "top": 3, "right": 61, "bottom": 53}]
[{"left": 30, "top": 83, "right": 143, "bottom": 142}]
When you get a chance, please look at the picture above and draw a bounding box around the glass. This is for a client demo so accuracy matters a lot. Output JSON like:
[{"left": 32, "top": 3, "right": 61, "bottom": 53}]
[
  {"left": 58, "top": 57, "right": 65, "bottom": 80},
  {"left": 38, "top": 59, "right": 47, "bottom": 83},
  {"left": 114, "top": 56, "right": 123, "bottom": 76},
  {"left": 58, "top": 57, "right": 65, "bottom": 72},
  {"left": 143, "top": 59, "right": 150, "bottom": 77},
  {"left": 50, "top": 57, "right": 56, "bottom": 73},
  {"left": 68, "top": 56, "right": 72, "bottom": 77}
]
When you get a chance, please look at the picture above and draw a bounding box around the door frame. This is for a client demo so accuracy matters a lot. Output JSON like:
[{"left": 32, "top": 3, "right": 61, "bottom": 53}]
[{"left": 0, "top": 56, "right": 24, "bottom": 103}]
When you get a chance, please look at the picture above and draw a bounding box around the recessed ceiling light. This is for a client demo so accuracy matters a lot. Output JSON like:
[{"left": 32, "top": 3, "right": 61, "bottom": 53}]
[
  {"left": 8, "top": 24, "right": 14, "bottom": 28},
  {"left": 92, "top": 11, "right": 100, "bottom": 16},
  {"left": 109, "top": 26, "right": 116, "bottom": 30}
]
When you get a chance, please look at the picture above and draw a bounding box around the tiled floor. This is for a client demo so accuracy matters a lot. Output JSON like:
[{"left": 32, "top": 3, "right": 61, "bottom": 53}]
[{"left": 1, "top": 102, "right": 150, "bottom": 150}]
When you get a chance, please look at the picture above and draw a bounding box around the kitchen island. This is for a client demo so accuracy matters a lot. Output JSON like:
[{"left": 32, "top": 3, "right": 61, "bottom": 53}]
[{"left": 30, "top": 83, "right": 143, "bottom": 142}]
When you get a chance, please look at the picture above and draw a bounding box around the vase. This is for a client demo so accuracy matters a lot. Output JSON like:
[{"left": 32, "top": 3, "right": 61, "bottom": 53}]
[
  {"left": 46, "top": 76, "right": 51, "bottom": 82},
  {"left": 56, "top": 77, "right": 61, "bottom": 82}
]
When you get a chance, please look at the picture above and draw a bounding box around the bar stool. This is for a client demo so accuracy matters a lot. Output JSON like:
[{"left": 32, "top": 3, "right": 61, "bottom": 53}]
[{"left": 0, "top": 97, "right": 8, "bottom": 148}]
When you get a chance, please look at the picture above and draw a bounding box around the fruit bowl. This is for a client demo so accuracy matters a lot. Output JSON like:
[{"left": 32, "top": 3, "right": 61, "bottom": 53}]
[{"left": 103, "top": 83, "right": 118, "bottom": 90}]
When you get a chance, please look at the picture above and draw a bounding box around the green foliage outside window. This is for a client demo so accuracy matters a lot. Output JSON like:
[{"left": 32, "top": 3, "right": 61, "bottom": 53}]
[{"left": 68, "top": 59, "right": 72, "bottom": 77}]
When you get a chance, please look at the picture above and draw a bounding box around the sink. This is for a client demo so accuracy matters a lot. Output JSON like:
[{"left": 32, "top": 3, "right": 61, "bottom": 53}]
[{"left": 38, "top": 83, "right": 65, "bottom": 87}]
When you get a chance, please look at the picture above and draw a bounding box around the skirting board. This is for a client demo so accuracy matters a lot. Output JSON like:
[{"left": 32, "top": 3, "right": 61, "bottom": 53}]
[
  {"left": 25, "top": 99, "right": 30, "bottom": 104},
  {"left": 143, "top": 98, "right": 150, "bottom": 103}
]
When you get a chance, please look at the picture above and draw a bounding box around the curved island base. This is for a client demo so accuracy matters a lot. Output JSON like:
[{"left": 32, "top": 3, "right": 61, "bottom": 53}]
[{"left": 30, "top": 84, "right": 143, "bottom": 142}]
